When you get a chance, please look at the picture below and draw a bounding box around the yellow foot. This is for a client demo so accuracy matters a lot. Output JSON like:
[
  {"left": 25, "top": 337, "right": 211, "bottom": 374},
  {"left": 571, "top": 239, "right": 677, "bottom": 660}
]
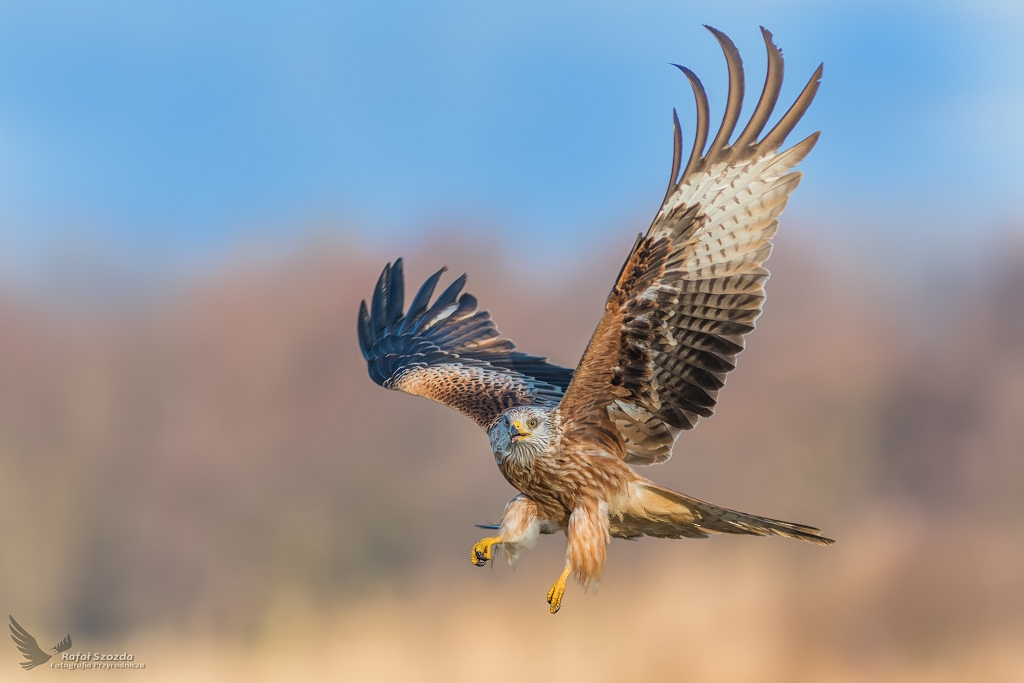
[
  {"left": 471, "top": 536, "right": 501, "bottom": 567},
  {"left": 546, "top": 566, "right": 571, "bottom": 614}
]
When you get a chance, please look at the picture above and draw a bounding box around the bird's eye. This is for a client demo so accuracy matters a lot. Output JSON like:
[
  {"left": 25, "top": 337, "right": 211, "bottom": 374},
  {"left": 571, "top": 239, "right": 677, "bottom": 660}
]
[
  {"left": 504, "top": 416, "right": 510, "bottom": 427},
  {"left": 527, "top": 418, "right": 539, "bottom": 429}
]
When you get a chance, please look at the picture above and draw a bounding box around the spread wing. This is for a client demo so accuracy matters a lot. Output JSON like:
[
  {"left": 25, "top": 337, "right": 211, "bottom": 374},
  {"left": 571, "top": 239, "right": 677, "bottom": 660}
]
[
  {"left": 9, "top": 616, "right": 52, "bottom": 670},
  {"left": 358, "top": 259, "right": 575, "bottom": 430},
  {"left": 558, "top": 26, "right": 821, "bottom": 465}
]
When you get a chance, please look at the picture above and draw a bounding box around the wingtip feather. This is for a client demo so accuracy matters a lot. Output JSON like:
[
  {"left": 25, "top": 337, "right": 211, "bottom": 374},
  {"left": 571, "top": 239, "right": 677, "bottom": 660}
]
[
  {"left": 703, "top": 25, "right": 745, "bottom": 164},
  {"left": 673, "top": 64, "right": 710, "bottom": 180},
  {"left": 386, "top": 258, "right": 405, "bottom": 327},
  {"left": 732, "top": 26, "right": 785, "bottom": 152},
  {"left": 369, "top": 262, "right": 391, "bottom": 334},
  {"left": 760, "top": 62, "right": 823, "bottom": 152},
  {"left": 357, "top": 300, "right": 372, "bottom": 359},
  {"left": 401, "top": 265, "right": 449, "bottom": 334},
  {"left": 663, "top": 108, "right": 683, "bottom": 202}
]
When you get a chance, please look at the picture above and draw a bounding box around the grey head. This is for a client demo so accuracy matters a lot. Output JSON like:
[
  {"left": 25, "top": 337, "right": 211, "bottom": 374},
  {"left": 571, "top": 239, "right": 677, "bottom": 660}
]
[{"left": 488, "top": 405, "right": 558, "bottom": 464}]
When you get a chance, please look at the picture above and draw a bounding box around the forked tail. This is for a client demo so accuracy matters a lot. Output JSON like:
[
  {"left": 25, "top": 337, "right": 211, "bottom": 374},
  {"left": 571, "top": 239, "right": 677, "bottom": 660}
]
[{"left": 610, "top": 481, "right": 835, "bottom": 545}]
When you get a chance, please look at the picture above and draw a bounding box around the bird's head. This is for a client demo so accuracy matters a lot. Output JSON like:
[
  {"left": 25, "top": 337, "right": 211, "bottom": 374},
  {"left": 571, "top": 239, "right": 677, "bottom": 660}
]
[{"left": 489, "top": 406, "right": 557, "bottom": 464}]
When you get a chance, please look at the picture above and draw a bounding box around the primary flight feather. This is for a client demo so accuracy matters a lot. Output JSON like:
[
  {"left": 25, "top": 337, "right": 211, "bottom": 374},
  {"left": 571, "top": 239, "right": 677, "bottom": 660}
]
[{"left": 358, "top": 26, "right": 832, "bottom": 614}]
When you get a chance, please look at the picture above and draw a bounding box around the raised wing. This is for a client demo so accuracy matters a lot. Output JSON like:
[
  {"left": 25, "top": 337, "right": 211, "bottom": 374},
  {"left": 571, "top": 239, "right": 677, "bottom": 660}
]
[
  {"left": 559, "top": 26, "right": 821, "bottom": 465},
  {"left": 9, "top": 616, "right": 52, "bottom": 670},
  {"left": 359, "top": 259, "right": 574, "bottom": 430}
]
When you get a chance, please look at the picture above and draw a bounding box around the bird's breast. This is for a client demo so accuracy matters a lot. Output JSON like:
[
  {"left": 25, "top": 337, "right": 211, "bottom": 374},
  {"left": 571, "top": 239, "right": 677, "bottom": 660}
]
[{"left": 498, "top": 445, "right": 632, "bottom": 513}]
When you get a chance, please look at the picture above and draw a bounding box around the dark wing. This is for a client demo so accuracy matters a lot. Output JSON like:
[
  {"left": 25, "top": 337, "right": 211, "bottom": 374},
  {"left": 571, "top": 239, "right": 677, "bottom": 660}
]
[
  {"left": 54, "top": 634, "right": 72, "bottom": 653},
  {"left": 559, "top": 26, "right": 821, "bottom": 464},
  {"left": 358, "top": 259, "right": 574, "bottom": 430},
  {"left": 9, "top": 616, "right": 52, "bottom": 670}
]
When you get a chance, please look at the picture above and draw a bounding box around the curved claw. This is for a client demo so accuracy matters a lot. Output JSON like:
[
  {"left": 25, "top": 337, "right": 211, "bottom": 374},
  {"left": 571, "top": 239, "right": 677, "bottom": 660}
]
[
  {"left": 546, "top": 565, "right": 572, "bottom": 614},
  {"left": 546, "top": 583, "right": 565, "bottom": 614},
  {"left": 470, "top": 536, "right": 501, "bottom": 567}
]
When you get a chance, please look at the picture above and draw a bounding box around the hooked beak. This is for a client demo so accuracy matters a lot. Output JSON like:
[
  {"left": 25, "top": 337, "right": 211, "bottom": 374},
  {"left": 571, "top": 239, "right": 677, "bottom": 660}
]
[{"left": 509, "top": 420, "right": 531, "bottom": 443}]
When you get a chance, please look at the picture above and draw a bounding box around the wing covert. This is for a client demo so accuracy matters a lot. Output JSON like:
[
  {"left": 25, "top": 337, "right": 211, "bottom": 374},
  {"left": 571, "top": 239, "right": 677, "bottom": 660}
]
[
  {"left": 559, "top": 26, "right": 821, "bottom": 465},
  {"left": 359, "top": 259, "right": 574, "bottom": 430}
]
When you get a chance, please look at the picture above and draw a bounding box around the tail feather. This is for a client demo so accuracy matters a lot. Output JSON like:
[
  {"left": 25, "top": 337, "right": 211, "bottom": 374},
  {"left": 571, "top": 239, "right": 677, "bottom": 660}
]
[{"left": 610, "top": 482, "right": 835, "bottom": 546}]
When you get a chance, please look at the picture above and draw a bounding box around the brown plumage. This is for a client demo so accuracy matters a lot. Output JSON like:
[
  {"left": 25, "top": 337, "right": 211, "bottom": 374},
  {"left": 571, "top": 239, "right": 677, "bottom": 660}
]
[{"left": 358, "top": 26, "right": 833, "bottom": 614}]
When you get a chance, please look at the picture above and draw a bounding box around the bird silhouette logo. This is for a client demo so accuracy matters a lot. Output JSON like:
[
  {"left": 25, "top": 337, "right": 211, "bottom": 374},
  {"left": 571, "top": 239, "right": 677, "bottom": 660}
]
[{"left": 9, "top": 617, "right": 72, "bottom": 670}]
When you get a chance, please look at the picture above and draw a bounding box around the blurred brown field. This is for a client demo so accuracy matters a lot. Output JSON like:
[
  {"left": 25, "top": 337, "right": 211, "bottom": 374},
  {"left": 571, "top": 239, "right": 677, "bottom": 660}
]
[{"left": 1, "top": 227, "right": 1023, "bottom": 681}]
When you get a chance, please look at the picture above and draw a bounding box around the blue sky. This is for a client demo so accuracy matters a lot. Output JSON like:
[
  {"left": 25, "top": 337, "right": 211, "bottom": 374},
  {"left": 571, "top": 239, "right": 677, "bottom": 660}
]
[{"left": 0, "top": 1, "right": 1021, "bottom": 285}]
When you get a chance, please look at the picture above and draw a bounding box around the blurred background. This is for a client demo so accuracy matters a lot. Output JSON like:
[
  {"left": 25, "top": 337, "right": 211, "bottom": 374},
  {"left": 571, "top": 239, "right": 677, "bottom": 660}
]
[{"left": 1, "top": 0, "right": 1023, "bottom": 680}]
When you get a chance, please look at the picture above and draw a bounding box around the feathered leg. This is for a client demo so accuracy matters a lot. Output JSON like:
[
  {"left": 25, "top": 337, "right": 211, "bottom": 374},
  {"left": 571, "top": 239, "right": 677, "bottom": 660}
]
[
  {"left": 548, "top": 502, "right": 611, "bottom": 614},
  {"left": 471, "top": 494, "right": 562, "bottom": 567}
]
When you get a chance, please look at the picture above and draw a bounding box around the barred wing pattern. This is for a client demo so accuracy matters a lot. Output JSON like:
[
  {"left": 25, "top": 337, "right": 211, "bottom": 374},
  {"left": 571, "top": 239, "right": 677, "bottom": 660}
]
[
  {"left": 559, "top": 26, "right": 822, "bottom": 465},
  {"left": 358, "top": 259, "right": 575, "bottom": 430}
]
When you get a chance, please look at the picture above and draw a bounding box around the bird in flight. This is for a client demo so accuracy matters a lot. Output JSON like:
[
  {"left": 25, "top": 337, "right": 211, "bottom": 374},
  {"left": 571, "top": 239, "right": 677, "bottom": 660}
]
[
  {"left": 9, "top": 616, "right": 72, "bottom": 670},
  {"left": 358, "top": 26, "right": 833, "bottom": 614}
]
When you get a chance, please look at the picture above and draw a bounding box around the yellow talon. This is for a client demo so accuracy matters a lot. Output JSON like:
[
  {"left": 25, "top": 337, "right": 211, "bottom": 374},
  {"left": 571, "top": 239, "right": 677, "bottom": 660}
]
[
  {"left": 471, "top": 536, "right": 501, "bottom": 566},
  {"left": 546, "top": 565, "right": 572, "bottom": 614}
]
